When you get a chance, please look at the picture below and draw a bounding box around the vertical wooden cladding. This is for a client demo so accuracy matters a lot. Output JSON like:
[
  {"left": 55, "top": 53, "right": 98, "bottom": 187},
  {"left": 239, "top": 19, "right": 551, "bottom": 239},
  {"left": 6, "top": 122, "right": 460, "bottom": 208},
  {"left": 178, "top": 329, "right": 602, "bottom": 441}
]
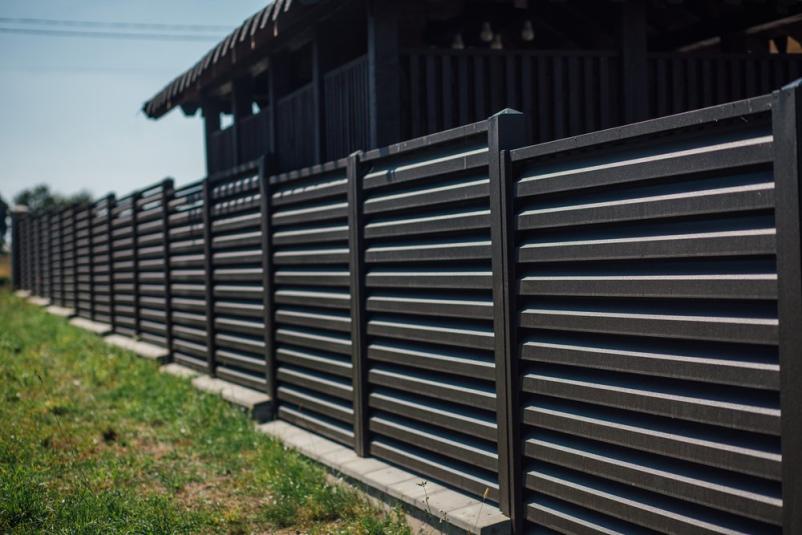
[
  {"left": 402, "top": 50, "right": 621, "bottom": 144},
  {"left": 324, "top": 56, "right": 370, "bottom": 161},
  {"left": 111, "top": 193, "right": 139, "bottom": 337},
  {"left": 510, "top": 96, "right": 783, "bottom": 532},
  {"left": 74, "top": 204, "right": 93, "bottom": 319},
  {"left": 208, "top": 165, "right": 269, "bottom": 391},
  {"left": 359, "top": 122, "right": 501, "bottom": 502},
  {"left": 90, "top": 196, "right": 114, "bottom": 325},
  {"left": 270, "top": 159, "right": 356, "bottom": 447},
  {"left": 135, "top": 182, "right": 172, "bottom": 347},
  {"left": 169, "top": 180, "right": 208, "bottom": 373},
  {"left": 276, "top": 84, "right": 317, "bottom": 173}
]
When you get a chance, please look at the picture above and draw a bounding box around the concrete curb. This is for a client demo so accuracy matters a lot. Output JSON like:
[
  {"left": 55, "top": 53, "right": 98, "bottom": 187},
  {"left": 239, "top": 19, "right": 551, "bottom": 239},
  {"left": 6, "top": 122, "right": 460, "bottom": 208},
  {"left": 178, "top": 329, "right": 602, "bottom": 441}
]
[
  {"left": 258, "top": 420, "right": 510, "bottom": 535},
  {"left": 45, "top": 305, "right": 76, "bottom": 318},
  {"left": 68, "top": 317, "right": 112, "bottom": 336},
  {"left": 105, "top": 334, "right": 169, "bottom": 363},
  {"left": 14, "top": 290, "right": 31, "bottom": 298},
  {"left": 27, "top": 296, "right": 50, "bottom": 307},
  {"left": 191, "top": 375, "right": 272, "bottom": 422},
  {"left": 160, "top": 363, "right": 200, "bottom": 380}
]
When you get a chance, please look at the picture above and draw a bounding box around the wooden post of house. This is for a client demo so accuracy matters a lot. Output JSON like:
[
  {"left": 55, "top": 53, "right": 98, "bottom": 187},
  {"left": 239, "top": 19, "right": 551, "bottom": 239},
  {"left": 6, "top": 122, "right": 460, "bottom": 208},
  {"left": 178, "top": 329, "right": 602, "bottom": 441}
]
[
  {"left": 312, "top": 28, "right": 325, "bottom": 164},
  {"left": 232, "top": 78, "right": 253, "bottom": 165},
  {"left": 202, "top": 99, "right": 222, "bottom": 175},
  {"left": 621, "top": 0, "right": 648, "bottom": 123},
  {"left": 367, "top": 0, "right": 401, "bottom": 148}
]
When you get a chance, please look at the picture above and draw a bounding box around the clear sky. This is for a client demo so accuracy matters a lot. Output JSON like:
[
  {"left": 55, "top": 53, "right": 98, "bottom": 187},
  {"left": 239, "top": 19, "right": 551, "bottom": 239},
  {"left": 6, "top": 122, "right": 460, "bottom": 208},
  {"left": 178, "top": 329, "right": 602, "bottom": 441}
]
[{"left": 0, "top": 0, "right": 266, "bottom": 206}]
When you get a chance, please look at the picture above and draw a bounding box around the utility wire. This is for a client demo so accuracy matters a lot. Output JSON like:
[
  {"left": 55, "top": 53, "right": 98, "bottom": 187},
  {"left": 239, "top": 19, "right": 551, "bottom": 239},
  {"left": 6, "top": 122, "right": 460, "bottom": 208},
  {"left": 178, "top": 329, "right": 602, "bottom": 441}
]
[
  {"left": 0, "top": 27, "right": 222, "bottom": 42},
  {"left": 0, "top": 16, "right": 232, "bottom": 32}
]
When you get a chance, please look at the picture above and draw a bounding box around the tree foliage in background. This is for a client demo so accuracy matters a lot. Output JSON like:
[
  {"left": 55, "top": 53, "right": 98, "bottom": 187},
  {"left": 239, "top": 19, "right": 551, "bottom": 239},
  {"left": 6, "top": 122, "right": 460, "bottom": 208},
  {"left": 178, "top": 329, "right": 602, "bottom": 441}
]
[
  {"left": 14, "top": 184, "right": 92, "bottom": 217},
  {"left": 0, "top": 195, "right": 8, "bottom": 253}
]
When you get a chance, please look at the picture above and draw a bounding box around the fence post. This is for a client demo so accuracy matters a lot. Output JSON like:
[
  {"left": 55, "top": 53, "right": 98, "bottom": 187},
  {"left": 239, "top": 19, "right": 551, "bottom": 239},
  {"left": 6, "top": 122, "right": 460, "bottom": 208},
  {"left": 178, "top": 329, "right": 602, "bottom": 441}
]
[
  {"left": 71, "top": 205, "right": 80, "bottom": 313},
  {"left": 347, "top": 151, "right": 369, "bottom": 456},
  {"left": 107, "top": 196, "right": 116, "bottom": 331},
  {"left": 488, "top": 109, "right": 526, "bottom": 528},
  {"left": 10, "top": 206, "right": 28, "bottom": 290},
  {"left": 202, "top": 177, "right": 217, "bottom": 376},
  {"left": 772, "top": 80, "right": 802, "bottom": 535},
  {"left": 59, "top": 207, "right": 66, "bottom": 307},
  {"left": 258, "top": 156, "right": 277, "bottom": 408},
  {"left": 131, "top": 192, "right": 141, "bottom": 336},
  {"left": 162, "top": 179, "right": 175, "bottom": 359}
]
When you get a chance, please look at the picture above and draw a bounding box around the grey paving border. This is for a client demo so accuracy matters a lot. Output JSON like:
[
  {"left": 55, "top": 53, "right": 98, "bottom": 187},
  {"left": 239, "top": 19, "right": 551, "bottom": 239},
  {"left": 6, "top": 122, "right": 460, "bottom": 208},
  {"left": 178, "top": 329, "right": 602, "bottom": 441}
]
[
  {"left": 27, "top": 296, "right": 50, "bottom": 307},
  {"left": 45, "top": 305, "right": 75, "bottom": 318},
  {"left": 104, "top": 334, "right": 169, "bottom": 363},
  {"left": 68, "top": 317, "right": 112, "bottom": 336},
  {"left": 258, "top": 420, "right": 510, "bottom": 535},
  {"left": 191, "top": 375, "right": 273, "bottom": 422},
  {"left": 15, "top": 290, "right": 31, "bottom": 299}
]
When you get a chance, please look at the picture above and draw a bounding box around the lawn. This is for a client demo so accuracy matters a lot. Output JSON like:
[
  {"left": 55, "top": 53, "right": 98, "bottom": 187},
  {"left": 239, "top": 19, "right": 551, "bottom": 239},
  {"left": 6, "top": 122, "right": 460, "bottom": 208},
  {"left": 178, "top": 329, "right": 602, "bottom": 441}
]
[{"left": 0, "top": 291, "right": 410, "bottom": 534}]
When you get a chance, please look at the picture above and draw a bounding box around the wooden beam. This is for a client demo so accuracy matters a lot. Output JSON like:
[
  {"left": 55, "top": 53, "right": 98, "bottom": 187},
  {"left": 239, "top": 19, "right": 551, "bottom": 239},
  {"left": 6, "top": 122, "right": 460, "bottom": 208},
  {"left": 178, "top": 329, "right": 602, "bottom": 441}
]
[
  {"left": 202, "top": 99, "right": 222, "bottom": 175},
  {"left": 620, "top": 0, "right": 648, "bottom": 123},
  {"left": 367, "top": 0, "right": 401, "bottom": 148}
]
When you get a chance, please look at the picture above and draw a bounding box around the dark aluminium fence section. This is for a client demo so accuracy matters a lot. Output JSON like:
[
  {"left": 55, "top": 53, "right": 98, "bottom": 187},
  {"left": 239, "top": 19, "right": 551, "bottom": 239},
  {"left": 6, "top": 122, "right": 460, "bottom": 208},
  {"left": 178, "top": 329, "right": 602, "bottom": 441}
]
[
  {"left": 268, "top": 158, "right": 356, "bottom": 447},
  {"left": 207, "top": 163, "right": 269, "bottom": 390},
  {"left": 169, "top": 179, "right": 208, "bottom": 373},
  {"left": 111, "top": 193, "right": 138, "bottom": 336},
  {"left": 135, "top": 181, "right": 173, "bottom": 347},
  {"left": 12, "top": 84, "right": 802, "bottom": 534}
]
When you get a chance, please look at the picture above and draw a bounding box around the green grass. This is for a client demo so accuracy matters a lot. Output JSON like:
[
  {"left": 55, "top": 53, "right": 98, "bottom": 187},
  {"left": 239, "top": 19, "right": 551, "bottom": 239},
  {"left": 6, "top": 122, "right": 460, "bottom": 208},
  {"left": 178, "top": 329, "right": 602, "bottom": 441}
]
[{"left": 0, "top": 291, "right": 411, "bottom": 534}]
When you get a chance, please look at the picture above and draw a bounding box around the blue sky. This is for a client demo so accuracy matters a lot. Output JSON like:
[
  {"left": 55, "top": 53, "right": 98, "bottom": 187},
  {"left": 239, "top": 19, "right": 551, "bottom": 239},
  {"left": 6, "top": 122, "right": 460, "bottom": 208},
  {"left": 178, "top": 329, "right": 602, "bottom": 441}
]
[{"left": 0, "top": 0, "right": 266, "bottom": 205}]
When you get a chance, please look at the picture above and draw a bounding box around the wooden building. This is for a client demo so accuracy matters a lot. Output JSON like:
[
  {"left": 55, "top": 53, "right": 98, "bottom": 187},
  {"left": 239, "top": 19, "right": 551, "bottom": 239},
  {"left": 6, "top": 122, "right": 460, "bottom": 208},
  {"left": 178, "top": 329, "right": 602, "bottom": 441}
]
[{"left": 143, "top": 0, "right": 802, "bottom": 174}]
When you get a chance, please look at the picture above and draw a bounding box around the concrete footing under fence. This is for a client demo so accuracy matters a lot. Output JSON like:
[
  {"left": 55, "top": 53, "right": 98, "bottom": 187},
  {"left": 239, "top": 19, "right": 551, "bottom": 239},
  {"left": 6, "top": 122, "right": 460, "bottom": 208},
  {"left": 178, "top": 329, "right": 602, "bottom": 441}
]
[
  {"left": 68, "top": 317, "right": 112, "bottom": 336},
  {"left": 15, "top": 290, "right": 31, "bottom": 298},
  {"left": 258, "top": 420, "right": 510, "bottom": 535},
  {"left": 45, "top": 305, "right": 75, "bottom": 318},
  {"left": 104, "top": 335, "right": 169, "bottom": 363},
  {"left": 191, "top": 375, "right": 272, "bottom": 422},
  {"left": 27, "top": 296, "right": 50, "bottom": 307},
  {"left": 160, "top": 363, "right": 200, "bottom": 379}
]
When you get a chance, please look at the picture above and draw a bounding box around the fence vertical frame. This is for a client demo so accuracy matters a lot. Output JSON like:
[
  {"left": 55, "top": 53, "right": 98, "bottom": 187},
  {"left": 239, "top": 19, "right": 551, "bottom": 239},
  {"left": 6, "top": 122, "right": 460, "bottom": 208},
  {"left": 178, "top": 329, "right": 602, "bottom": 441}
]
[
  {"left": 257, "top": 156, "right": 277, "bottom": 406},
  {"left": 202, "top": 177, "right": 216, "bottom": 375},
  {"left": 106, "top": 196, "right": 116, "bottom": 331},
  {"left": 773, "top": 81, "right": 802, "bottom": 534},
  {"left": 161, "top": 180, "right": 175, "bottom": 359},
  {"left": 59, "top": 207, "right": 66, "bottom": 306},
  {"left": 347, "top": 151, "right": 369, "bottom": 456},
  {"left": 130, "top": 192, "right": 141, "bottom": 335},
  {"left": 10, "top": 207, "right": 27, "bottom": 290},
  {"left": 88, "top": 203, "right": 96, "bottom": 320},
  {"left": 71, "top": 205, "right": 79, "bottom": 312},
  {"left": 488, "top": 109, "right": 526, "bottom": 525}
]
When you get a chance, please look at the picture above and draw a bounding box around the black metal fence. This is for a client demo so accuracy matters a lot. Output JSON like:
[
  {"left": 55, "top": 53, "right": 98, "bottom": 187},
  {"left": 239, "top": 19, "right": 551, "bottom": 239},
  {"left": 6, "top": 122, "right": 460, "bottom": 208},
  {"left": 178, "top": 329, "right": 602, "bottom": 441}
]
[{"left": 11, "top": 84, "right": 802, "bottom": 534}]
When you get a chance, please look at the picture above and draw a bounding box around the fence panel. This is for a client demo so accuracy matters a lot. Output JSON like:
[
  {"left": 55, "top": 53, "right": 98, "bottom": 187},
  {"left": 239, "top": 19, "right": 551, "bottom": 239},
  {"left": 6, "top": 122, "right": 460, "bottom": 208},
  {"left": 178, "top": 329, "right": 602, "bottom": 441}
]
[
  {"left": 135, "top": 182, "right": 172, "bottom": 347},
  {"left": 510, "top": 95, "right": 781, "bottom": 532},
  {"left": 90, "top": 196, "right": 114, "bottom": 326},
  {"left": 269, "top": 159, "right": 356, "bottom": 446},
  {"left": 74, "top": 206, "right": 92, "bottom": 319},
  {"left": 62, "top": 207, "right": 76, "bottom": 309},
  {"left": 111, "top": 194, "right": 138, "bottom": 337},
  {"left": 208, "top": 165, "right": 269, "bottom": 390},
  {"left": 49, "top": 212, "right": 62, "bottom": 305},
  {"left": 358, "top": 122, "right": 503, "bottom": 502},
  {"left": 168, "top": 180, "right": 208, "bottom": 372},
  {"left": 40, "top": 214, "right": 50, "bottom": 300}
]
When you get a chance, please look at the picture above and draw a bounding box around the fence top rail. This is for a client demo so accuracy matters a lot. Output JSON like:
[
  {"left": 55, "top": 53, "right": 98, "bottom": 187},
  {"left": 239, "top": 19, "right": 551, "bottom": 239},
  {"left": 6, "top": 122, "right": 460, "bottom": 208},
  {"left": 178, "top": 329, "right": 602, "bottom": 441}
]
[
  {"left": 207, "top": 160, "right": 261, "bottom": 186},
  {"left": 362, "top": 119, "right": 489, "bottom": 163},
  {"left": 269, "top": 156, "right": 348, "bottom": 186},
  {"left": 648, "top": 51, "right": 802, "bottom": 61},
  {"left": 510, "top": 93, "right": 772, "bottom": 162}
]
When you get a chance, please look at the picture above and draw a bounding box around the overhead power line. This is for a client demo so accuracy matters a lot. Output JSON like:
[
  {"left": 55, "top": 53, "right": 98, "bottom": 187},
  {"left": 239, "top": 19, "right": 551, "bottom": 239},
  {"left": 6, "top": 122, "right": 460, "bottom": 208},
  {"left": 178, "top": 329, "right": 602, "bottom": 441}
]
[
  {"left": 0, "top": 27, "right": 222, "bottom": 42},
  {"left": 0, "top": 16, "right": 232, "bottom": 33}
]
